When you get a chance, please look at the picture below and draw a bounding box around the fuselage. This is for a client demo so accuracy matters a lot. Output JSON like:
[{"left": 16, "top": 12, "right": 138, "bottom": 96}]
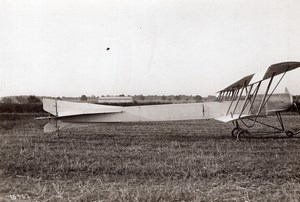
[{"left": 58, "top": 93, "right": 293, "bottom": 123}]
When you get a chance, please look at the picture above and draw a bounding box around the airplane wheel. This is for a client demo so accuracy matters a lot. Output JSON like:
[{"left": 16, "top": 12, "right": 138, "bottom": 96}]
[
  {"left": 236, "top": 130, "right": 249, "bottom": 141},
  {"left": 231, "top": 128, "right": 239, "bottom": 138},
  {"left": 285, "top": 130, "right": 294, "bottom": 137}
]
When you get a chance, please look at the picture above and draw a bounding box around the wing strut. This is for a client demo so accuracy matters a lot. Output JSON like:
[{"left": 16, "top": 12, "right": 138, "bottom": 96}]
[
  {"left": 231, "top": 86, "right": 245, "bottom": 116},
  {"left": 238, "top": 69, "right": 288, "bottom": 127},
  {"left": 53, "top": 99, "right": 60, "bottom": 137},
  {"left": 256, "top": 71, "right": 287, "bottom": 115},
  {"left": 256, "top": 73, "right": 275, "bottom": 115}
]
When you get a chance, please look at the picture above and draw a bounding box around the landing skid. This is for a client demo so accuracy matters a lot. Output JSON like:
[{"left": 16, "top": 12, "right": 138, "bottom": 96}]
[{"left": 56, "top": 129, "right": 61, "bottom": 138}]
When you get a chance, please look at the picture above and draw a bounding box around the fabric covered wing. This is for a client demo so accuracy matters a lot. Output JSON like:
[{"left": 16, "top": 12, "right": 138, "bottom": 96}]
[{"left": 250, "top": 62, "right": 300, "bottom": 84}]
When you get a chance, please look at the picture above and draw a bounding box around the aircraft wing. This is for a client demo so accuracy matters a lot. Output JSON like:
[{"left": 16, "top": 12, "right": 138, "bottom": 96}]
[
  {"left": 43, "top": 98, "right": 123, "bottom": 117},
  {"left": 219, "top": 62, "right": 300, "bottom": 91},
  {"left": 250, "top": 61, "right": 300, "bottom": 84},
  {"left": 218, "top": 74, "right": 254, "bottom": 93}
]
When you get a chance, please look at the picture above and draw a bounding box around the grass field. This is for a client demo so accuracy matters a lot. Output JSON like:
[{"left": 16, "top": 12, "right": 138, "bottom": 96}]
[{"left": 1, "top": 114, "right": 300, "bottom": 201}]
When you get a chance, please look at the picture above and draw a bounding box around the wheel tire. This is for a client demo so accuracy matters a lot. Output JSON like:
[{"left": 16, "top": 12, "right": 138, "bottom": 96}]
[
  {"left": 286, "top": 131, "right": 294, "bottom": 137},
  {"left": 231, "top": 128, "right": 239, "bottom": 138},
  {"left": 236, "top": 130, "right": 250, "bottom": 141}
]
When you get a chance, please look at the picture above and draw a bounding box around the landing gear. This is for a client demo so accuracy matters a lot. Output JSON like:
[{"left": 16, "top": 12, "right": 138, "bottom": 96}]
[
  {"left": 231, "top": 127, "right": 250, "bottom": 141},
  {"left": 231, "top": 121, "right": 247, "bottom": 140},
  {"left": 232, "top": 129, "right": 296, "bottom": 139},
  {"left": 229, "top": 113, "right": 298, "bottom": 140},
  {"left": 236, "top": 130, "right": 250, "bottom": 141},
  {"left": 56, "top": 130, "right": 61, "bottom": 138},
  {"left": 231, "top": 128, "right": 239, "bottom": 138}
]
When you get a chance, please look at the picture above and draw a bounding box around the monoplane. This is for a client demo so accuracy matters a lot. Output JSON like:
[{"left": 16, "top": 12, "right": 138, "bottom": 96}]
[{"left": 39, "top": 61, "right": 300, "bottom": 140}]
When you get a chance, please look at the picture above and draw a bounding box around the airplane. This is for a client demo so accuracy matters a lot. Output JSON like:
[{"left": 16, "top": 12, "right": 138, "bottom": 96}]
[{"left": 38, "top": 61, "right": 300, "bottom": 140}]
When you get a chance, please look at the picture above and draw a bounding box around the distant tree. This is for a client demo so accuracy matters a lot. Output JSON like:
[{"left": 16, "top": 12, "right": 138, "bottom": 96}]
[
  {"left": 27, "top": 95, "right": 41, "bottom": 103},
  {"left": 139, "top": 95, "right": 145, "bottom": 101},
  {"left": 15, "top": 96, "right": 27, "bottom": 103},
  {"left": 119, "top": 94, "right": 125, "bottom": 97},
  {"left": 80, "top": 95, "right": 88, "bottom": 102},
  {"left": 194, "top": 95, "right": 202, "bottom": 102},
  {"left": 175, "top": 95, "right": 181, "bottom": 101},
  {"left": 2, "top": 97, "right": 13, "bottom": 104},
  {"left": 56, "top": 97, "right": 62, "bottom": 100},
  {"left": 161, "top": 95, "right": 167, "bottom": 100}
]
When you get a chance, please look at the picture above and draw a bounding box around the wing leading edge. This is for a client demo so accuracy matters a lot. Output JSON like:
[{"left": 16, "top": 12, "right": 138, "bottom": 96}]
[{"left": 250, "top": 61, "right": 300, "bottom": 84}]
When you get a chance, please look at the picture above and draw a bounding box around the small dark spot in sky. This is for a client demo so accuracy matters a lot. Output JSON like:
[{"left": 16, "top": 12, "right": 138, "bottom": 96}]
[
  {"left": 106, "top": 48, "right": 110, "bottom": 51},
  {"left": 139, "top": 27, "right": 141, "bottom": 29}
]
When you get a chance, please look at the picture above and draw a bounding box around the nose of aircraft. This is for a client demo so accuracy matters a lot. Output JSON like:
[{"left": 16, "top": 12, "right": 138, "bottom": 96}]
[
  {"left": 292, "top": 99, "right": 300, "bottom": 114},
  {"left": 286, "top": 89, "right": 300, "bottom": 114}
]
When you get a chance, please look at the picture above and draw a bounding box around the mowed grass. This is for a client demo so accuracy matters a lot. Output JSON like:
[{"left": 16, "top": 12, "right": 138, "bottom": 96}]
[{"left": 1, "top": 115, "right": 300, "bottom": 201}]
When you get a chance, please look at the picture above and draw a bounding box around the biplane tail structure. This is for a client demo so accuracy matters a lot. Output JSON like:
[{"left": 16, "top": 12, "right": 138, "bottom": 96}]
[
  {"left": 41, "top": 98, "right": 230, "bottom": 134},
  {"left": 41, "top": 98, "right": 123, "bottom": 134},
  {"left": 43, "top": 98, "right": 123, "bottom": 117}
]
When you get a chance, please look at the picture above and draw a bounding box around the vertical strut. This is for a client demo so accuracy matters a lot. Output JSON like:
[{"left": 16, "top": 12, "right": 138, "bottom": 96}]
[
  {"left": 247, "top": 82, "right": 261, "bottom": 114},
  {"left": 226, "top": 89, "right": 238, "bottom": 116},
  {"left": 276, "top": 112, "right": 285, "bottom": 132},
  {"left": 232, "top": 86, "right": 245, "bottom": 116},
  {"left": 239, "top": 84, "right": 253, "bottom": 117},
  {"left": 259, "top": 71, "right": 288, "bottom": 113},
  {"left": 55, "top": 99, "right": 60, "bottom": 137},
  {"left": 257, "top": 74, "right": 275, "bottom": 115}
]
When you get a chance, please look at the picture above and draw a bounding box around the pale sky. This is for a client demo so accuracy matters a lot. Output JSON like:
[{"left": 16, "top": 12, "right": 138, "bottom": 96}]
[{"left": 1, "top": 0, "right": 300, "bottom": 97}]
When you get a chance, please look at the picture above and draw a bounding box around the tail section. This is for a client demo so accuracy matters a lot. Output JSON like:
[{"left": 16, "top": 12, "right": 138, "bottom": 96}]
[
  {"left": 43, "top": 98, "right": 59, "bottom": 116},
  {"left": 44, "top": 122, "right": 59, "bottom": 133},
  {"left": 41, "top": 98, "right": 123, "bottom": 134},
  {"left": 285, "top": 87, "right": 290, "bottom": 94},
  {"left": 42, "top": 98, "right": 123, "bottom": 117}
]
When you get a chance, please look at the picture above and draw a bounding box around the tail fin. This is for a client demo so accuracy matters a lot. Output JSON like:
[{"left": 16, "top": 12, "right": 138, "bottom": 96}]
[
  {"left": 285, "top": 87, "right": 290, "bottom": 94},
  {"left": 284, "top": 87, "right": 294, "bottom": 107}
]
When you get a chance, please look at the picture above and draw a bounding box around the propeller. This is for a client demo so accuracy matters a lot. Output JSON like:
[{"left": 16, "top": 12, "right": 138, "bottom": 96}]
[{"left": 289, "top": 94, "right": 300, "bottom": 115}]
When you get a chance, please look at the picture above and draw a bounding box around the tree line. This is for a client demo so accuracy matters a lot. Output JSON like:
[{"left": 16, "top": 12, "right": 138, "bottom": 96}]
[{"left": 0, "top": 96, "right": 43, "bottom": 113}]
